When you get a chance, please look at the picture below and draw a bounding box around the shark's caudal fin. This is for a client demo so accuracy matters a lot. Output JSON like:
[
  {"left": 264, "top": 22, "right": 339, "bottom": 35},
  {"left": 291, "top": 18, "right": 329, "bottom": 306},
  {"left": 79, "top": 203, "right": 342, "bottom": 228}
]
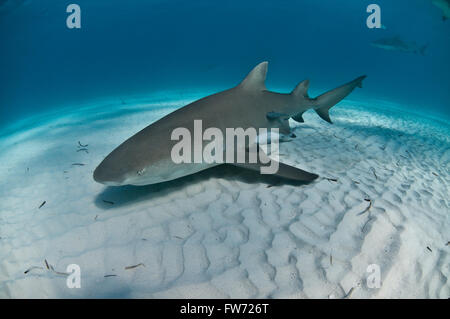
[{"left": 311, "top": 75, "right": 366, "bottom": 124}]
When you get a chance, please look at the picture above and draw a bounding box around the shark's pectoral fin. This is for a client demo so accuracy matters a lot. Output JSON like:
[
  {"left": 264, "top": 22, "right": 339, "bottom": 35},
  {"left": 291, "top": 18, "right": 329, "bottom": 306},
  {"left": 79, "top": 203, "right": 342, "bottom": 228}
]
[
  {"left": 271, "top": 161, "right": 319, "bottom": 182},
  {"left": 232, "top": 160, "right": 319, "bottom": 183},
  {"left": 231, "top": 147, "right": 319, "bottom": 183}
]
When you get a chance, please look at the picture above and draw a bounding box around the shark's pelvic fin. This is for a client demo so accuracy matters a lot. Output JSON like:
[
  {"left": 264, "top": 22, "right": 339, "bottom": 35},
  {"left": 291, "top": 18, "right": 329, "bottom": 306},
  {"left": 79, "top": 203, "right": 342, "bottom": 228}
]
[
  {"left": 313, "top": 75, "right": 366, "bottom": 124},
  {"left": 292, "top": 111, "right": 305, "bottom": 123},
  {"left": 239, "top": 61, "right": 268, "bottom": 91},
  {"left": 265, "top": 111, "right": 291, "bottom": 135},
  {"left": 266, "top": 111, "right": 289, "bottom": 120}
]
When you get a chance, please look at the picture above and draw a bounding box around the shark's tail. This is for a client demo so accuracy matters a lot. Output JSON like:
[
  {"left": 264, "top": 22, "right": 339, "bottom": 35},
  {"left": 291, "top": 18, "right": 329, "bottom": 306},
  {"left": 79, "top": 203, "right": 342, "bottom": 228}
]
[{"left": 292, "top": 75, "right": 366, "bottom": 124}]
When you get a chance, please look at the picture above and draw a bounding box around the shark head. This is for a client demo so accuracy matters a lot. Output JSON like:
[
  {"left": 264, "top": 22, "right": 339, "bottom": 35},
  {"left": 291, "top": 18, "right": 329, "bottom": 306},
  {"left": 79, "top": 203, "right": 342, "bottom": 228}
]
[
  {"left": 93, "top": 136, "right": 155, "bottom": 186},
  {"left": 93, "top": 133, "right": 199, "bottom": 186},
  {"left": 93, "top": 148, "right": 133, "bottom": 186}
]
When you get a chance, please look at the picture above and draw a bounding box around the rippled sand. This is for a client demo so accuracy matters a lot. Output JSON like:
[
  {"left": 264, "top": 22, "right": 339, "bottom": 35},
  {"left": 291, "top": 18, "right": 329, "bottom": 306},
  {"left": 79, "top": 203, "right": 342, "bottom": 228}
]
[{"left": 0, "top": 96, "right": 449, "bottom": 298}]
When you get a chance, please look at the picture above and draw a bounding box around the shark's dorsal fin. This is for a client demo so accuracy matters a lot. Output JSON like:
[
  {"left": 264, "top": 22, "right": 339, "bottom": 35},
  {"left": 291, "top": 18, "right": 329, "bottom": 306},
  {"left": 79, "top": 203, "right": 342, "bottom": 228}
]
[
  {"left": 292, "top": 80, "right": 310, "bottom": 98},
  {"left": 239, "top": 61, "right": 268, "bottom": 91}
]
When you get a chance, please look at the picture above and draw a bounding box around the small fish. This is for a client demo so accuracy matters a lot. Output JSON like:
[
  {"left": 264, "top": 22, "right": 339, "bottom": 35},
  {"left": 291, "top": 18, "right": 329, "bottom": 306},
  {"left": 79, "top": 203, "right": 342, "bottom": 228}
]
[
  {"left": 427, "top": 246, "right": 432, "bottom": 252},
  {"left": 71, "top": 163, "right": 85, "bottom": 166},
  {"left": 371, "top": 168, "right": 378, "bottom": 180},
  {"left": 125, "top": 263, "right": 145, "bottom": 270},
  {"left": 104, "top": 274, "right": 118, "bottom": 278},
  {"left": 344, "top": 287, "right": 355, "bottom": 299},
  {"left": 361, "top": 218, "right": 372, "bottom": 232},
  {"left": 102, "top": 200, "right": 114, "bottom": 205},
  {"left": 44, "top": 259, "right": 69, "bottom": 276},
  {"left": 24, "top": 266, "right": 44, "bottom": 274},
  {"left": 326, "top": 178, "right": 338, "bottom": 182},
  {"left": 39, "top": 201, "right": 46, "bottom": 209},
  {"left": 78, "top": 141, "right": 88, "bottom": 148},
  {"left": 358, "top": 200, "right": 372, "bottom": 216}
]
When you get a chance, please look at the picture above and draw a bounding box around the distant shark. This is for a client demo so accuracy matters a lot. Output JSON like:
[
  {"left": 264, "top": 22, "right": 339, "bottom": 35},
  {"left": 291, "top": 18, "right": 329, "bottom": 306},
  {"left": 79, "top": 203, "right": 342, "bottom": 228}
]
[
  {"left": 432, "top": 0, "right": 450, "bottom": 21},
  {"left": 371, "top": 36, "right": 428, "bottom": 55},
  {"left": 94, "top": 62, "right": 366, "bottom": 186}
]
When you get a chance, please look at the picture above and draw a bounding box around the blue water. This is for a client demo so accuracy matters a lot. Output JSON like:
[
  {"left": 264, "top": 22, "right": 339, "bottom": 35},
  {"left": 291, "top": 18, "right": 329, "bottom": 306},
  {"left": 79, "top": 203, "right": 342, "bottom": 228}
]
[{"left": 1, "top": 0, "right": 449, "bottom": 129}]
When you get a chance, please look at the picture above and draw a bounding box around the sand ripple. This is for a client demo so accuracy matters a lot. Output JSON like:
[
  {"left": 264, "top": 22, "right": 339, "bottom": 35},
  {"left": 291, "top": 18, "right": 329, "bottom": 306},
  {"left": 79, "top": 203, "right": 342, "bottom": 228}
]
[{"left": 0, "top": 99, "right": 449, "bottom": 298}]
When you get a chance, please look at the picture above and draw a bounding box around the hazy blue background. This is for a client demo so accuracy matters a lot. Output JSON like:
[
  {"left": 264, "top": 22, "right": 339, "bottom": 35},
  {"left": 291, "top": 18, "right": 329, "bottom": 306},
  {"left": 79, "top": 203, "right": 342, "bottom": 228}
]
[{"left": 1, "top": 0, "right": 449, "bottom": 128}]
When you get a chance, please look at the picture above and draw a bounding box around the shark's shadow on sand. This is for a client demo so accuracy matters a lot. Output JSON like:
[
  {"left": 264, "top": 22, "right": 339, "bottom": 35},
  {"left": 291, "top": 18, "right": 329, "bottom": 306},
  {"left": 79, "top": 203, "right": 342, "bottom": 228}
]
[{"left": 94, "top": 164, "right": 310, "bottom": 210}]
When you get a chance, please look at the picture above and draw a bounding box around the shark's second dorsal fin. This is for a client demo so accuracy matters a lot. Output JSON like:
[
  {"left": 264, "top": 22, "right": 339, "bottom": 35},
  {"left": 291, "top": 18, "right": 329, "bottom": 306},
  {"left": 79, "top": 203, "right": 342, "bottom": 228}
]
[
  {"left": 239, "top": 61, "right": 268, "bottom": 91},
  {"left": 291, "top": 80, "right": 310, "bottom": 98}
]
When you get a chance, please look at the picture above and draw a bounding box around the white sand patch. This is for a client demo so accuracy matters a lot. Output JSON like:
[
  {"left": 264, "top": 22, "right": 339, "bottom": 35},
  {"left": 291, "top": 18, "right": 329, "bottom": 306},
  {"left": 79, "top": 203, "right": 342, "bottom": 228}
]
[{"left": 0, "top": 97, "right": 449, "bottom": 298}]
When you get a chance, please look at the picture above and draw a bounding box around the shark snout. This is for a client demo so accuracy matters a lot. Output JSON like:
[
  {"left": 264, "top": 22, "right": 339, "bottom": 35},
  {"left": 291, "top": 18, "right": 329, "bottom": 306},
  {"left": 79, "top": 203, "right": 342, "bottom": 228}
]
[{"left": 93, "top": 158, "right": 127, "bottom": 186}]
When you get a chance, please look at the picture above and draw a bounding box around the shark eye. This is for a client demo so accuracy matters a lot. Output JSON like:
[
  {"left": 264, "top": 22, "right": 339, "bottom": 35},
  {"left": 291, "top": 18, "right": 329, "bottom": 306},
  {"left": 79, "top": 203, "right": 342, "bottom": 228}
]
[{"left": 137, "top": 168, "right": 146, "bottom": 176}]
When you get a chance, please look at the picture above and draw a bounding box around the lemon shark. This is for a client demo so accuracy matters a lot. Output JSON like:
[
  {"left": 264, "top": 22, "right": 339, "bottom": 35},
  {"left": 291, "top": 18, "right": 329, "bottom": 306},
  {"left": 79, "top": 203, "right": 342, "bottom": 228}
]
[
  {"left": 371, "top": 36, "right": 428, "bottom": 55},
  {"left": 94, "top": 62, "right": 366, "bottom": 186},
  {"left": 432, "top": 0, "right": 450, "bottom": 21}
]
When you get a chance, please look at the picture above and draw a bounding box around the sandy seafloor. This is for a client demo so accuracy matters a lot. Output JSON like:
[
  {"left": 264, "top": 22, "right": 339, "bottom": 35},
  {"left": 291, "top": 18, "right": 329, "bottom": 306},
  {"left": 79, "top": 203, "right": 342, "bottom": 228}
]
[{"left": 0, "top": 92, "right": 449, "bottom": 299}]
